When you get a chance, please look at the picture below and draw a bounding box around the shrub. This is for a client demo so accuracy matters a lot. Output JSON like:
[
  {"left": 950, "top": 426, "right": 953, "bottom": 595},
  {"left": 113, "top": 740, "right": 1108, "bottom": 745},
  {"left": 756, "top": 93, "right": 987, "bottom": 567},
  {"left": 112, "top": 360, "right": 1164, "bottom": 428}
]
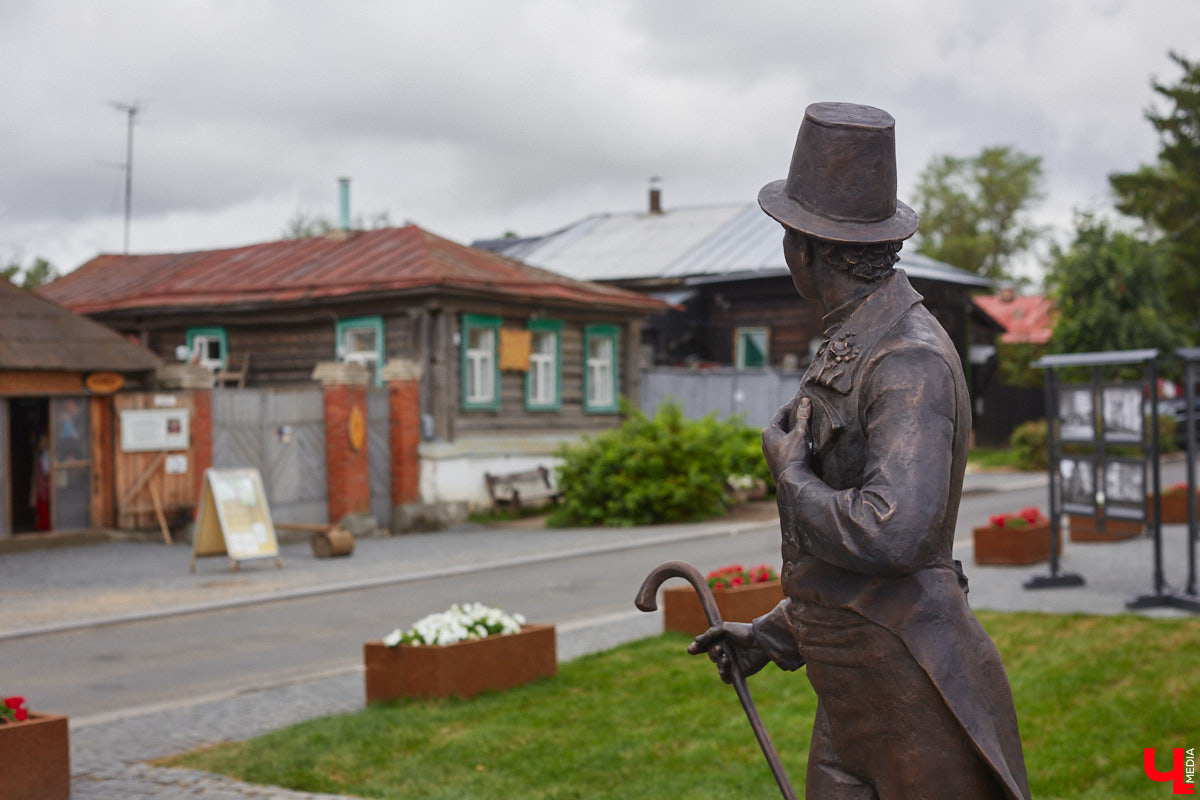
[
  {"left": 548, "top": 401, "right": 772, "bottom": 527},
  {"left": 1009, "top": 418, "right": 1048, "bottom": 471}
]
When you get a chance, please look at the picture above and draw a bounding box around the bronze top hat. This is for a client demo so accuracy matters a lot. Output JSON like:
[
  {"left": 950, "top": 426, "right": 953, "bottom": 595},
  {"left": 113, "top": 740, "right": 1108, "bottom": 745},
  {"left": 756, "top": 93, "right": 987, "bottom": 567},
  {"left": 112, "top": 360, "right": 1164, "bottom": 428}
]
[{"left": 759, "top": 102, "right": 918, "bottom": 244}]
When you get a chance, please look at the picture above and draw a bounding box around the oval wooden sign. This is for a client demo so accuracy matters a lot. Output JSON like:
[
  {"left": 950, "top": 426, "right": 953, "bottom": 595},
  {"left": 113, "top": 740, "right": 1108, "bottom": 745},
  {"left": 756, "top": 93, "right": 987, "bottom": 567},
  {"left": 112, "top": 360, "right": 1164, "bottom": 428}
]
[
  {"left": 348, "top": 405, "right": 367, "bottom": 452},
  {"left": 85, "top": 372, "right": 125, "bottom": 394}
]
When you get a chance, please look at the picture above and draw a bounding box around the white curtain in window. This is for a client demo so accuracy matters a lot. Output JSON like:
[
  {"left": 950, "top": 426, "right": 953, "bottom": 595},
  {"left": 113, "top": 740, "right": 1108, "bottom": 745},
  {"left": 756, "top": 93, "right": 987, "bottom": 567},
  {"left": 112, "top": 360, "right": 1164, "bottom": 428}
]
[
  {"left": 529, "top": 331, "right": 556, "bottom": 405},
  {"left": 466, "top": 328, "right": 495, "bottom": 402},
  {"left": 587, "top": 335, "right": 613, "bottom": 407}
]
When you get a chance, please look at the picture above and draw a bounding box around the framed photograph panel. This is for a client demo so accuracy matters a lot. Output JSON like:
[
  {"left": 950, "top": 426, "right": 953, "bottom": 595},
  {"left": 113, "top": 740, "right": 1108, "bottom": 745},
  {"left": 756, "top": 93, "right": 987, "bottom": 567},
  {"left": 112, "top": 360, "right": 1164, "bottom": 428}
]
[
  {"left": 1101, "top": 384, "right": 1143, "bottom": 443},
  {"left": 1059, "top": 456, "right": 1097, "bottom": 514},
  {"left": 1102, "top": 459, "right": 1146, "bottom": 520},
  {"left": 1058, "top": 386, "right": 1095, "bottom": 442}
]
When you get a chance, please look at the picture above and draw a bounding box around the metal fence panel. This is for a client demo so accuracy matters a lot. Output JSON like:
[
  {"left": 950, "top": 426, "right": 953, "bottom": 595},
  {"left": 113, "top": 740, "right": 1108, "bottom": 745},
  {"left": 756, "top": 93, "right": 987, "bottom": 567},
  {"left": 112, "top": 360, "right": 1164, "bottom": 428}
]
[{"left": 640, "top": 367, "right": 804, "bottom": 428}]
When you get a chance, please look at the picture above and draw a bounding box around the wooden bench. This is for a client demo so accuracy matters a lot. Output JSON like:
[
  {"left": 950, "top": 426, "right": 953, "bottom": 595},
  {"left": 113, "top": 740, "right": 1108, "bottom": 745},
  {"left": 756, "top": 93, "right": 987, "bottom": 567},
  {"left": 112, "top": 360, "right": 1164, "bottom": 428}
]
[{"left": 484, "top": 466, "right": 562, "bottom": 510}]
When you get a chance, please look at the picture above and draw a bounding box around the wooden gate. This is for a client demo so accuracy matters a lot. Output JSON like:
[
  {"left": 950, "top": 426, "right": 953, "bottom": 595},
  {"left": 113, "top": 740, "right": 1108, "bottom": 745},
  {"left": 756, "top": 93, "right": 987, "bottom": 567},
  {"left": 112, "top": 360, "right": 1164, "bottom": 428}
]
[
  {"left": 211, "top": 387, "right": 327, "bottom": 526},
  {"left": 368, "top": 388, "right": 392, "bottom": 527}
]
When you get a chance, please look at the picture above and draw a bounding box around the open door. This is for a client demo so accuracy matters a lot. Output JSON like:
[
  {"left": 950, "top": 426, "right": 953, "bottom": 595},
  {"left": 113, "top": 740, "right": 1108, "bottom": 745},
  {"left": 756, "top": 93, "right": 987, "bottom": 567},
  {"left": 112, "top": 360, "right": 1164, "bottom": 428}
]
[{"left": 51, "top": 396, "right": 91, "bottom": 530}]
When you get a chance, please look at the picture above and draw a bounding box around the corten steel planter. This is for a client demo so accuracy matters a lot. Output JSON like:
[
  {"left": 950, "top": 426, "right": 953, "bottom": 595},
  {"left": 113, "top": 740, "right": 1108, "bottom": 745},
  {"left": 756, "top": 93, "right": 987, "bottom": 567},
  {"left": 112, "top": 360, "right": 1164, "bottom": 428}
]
[
  {"left": 972, "top": 522, "right": 1058, "bottom": 566},
  {"left": 1067, "top": 515, "right": 1144, "bottom": 542},
  {"left": 0, "top": 712, "right": 71, "bottom": 800},
  {"left": 662, "top": 580, "right": 784, "bottom": 636},
  {"left": 1151, "top": 490, "right": 1198, "bottom": 524},
  {"left": 364, "top": 624, "right": 556, "bottom": 703}
]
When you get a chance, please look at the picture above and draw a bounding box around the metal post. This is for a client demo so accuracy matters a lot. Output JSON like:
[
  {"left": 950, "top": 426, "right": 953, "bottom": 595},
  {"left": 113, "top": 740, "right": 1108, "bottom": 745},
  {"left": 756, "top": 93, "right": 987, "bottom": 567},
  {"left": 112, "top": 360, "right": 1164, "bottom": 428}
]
[
  {"left": 1149, "top": 357, "right": 1164, "bottom": 595},
  {"left": 1186, "top": 358, "right": 1198, "bottom": 596}
]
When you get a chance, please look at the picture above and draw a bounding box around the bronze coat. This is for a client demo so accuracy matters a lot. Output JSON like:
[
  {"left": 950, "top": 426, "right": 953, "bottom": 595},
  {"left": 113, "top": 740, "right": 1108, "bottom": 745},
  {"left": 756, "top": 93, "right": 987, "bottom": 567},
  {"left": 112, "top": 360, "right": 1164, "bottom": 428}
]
[{"left": 759, "top": 269, "right": 1032, "bottom": 800}]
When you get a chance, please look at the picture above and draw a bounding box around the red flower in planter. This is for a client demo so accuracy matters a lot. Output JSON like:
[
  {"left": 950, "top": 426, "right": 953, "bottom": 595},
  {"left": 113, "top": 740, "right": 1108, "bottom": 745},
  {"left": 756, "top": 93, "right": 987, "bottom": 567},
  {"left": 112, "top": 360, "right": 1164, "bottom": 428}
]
[
  {"left": 706, "top": 563, "right": 779, "bottom": 591},
  {"left": 987, "top": 508, "right": 1047, "bottom": 530},
  {"left": 1164, "top": 482, "right": 1190, "bottom": 496},
  {"left": 1, "top": 696, "right": 28, "bottom": 724}
]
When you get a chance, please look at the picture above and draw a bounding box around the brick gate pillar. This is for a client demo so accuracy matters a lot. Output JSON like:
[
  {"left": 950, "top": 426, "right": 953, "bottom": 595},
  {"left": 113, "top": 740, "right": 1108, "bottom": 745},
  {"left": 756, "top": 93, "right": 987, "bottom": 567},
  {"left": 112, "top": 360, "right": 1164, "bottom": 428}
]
[
  {"left": 312, "top": 362, "right": 372, "bottom": 525},
  {"left": 382, "top": 359, "right": 423, "bottom": 507}
]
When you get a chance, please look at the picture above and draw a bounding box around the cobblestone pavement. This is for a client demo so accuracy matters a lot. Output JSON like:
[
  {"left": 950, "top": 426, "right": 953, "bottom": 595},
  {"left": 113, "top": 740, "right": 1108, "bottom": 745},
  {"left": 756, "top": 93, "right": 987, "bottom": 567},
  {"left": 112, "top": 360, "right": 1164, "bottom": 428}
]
[{"left": 70, "top": 673, "right": 363, "bottom": 799}]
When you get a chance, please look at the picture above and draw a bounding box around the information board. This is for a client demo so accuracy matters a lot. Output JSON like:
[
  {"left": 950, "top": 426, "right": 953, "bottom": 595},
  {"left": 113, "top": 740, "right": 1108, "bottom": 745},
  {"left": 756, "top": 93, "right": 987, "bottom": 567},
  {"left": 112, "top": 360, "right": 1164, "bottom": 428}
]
[
  {"left": 190, "top": 468, "right": 281, "bottom": 572},
  {"left": 120, "top": 408, "right": 190, "bottom": 452}
]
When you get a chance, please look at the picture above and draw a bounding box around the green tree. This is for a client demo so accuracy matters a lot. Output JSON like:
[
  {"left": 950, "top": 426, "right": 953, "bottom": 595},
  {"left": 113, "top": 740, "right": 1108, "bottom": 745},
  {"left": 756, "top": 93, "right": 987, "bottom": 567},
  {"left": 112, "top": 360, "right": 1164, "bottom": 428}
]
[
  {"left": 2, "top": 256, "right": 60, "bottom": 288},
  {"left": 1045, "top": 213, "right": 1181, "bottom": 355},
  {"left": 911, "top": 145, "right": 1045, "bottom": 283},
  {"left": 1109, "top": 51, "right": 1200, "bottom": 334}
]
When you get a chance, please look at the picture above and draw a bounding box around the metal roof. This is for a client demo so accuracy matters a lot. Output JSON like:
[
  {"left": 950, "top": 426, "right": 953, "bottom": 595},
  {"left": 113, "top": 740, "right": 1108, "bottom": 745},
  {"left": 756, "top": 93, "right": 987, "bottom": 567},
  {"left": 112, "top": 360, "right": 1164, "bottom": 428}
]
[
  {"left": 40, "top": 226, "right": 667, "bottom": 316},
  {"left": 480, "top": 202, "right": 993, "bottom": 289},
  {"left": 1033, "top": 349, "right": 1160, "bottom": 368},
  {"left": 973, "top": 294, "right": 1055, "bottom": 344},
  {"left": 0, "top": 279, "right": 161, "bottom": 372}
]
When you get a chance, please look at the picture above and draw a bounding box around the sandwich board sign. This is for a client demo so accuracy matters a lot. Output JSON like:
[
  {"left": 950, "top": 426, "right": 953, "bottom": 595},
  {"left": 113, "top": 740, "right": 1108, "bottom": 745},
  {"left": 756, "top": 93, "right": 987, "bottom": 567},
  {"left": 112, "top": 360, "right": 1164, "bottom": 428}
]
[{"left": 190, "top": 468, "right": 282, "bottom": 572}]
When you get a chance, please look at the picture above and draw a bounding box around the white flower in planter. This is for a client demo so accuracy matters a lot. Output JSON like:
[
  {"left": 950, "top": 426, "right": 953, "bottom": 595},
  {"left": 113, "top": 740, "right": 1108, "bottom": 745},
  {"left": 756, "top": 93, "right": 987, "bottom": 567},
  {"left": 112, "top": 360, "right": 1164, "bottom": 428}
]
[{"left": 385, "top": 603, "right": 526, "bottom": 647}]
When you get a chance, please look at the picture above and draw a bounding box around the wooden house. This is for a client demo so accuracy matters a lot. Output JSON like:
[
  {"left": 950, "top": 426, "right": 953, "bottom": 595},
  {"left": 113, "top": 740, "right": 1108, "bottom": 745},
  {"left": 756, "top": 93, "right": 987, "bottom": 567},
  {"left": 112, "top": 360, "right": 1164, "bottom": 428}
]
[
  {"left": 40, "top": 226, "right": 666, "bottom": 514},
  {"left": 477, "top": 194, "right": 1004, "bottom": 420},
  {"left": 0, "top": 278, "right": 160, "bottom": 537}
]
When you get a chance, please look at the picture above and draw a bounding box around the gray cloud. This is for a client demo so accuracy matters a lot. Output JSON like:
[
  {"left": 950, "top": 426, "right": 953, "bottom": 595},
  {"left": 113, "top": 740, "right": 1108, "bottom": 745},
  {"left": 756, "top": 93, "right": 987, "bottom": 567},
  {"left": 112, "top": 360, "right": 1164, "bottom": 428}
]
[{"left": 1, "top": 0, "right": 1196, "bottom": 275}]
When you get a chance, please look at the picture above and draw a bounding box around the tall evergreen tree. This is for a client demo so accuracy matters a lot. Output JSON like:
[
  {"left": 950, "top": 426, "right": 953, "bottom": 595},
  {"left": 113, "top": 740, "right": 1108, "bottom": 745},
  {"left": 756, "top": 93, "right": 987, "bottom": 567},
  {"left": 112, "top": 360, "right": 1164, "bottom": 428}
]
[
  {"left": 1110, "top": 51, "right": 1200, "bottom": 335},
  {"left": 1045, "top": 214, "right": 1181, "bottom": 356}
]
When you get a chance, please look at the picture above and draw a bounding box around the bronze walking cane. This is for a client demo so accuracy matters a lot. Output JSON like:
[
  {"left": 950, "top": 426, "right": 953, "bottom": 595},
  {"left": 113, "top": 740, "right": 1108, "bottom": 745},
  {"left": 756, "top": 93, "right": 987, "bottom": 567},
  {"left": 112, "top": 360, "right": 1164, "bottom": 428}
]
[{"left": 635, "top": 560, "right": 797, "bottom": 800}]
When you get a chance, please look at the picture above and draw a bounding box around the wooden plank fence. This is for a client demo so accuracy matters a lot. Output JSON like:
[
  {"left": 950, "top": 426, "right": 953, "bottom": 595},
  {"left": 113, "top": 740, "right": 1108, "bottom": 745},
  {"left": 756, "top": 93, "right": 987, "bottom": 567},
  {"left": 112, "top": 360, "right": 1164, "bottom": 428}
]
[{"left": 367, "top": 388, "right": 392, "bottom": 528}]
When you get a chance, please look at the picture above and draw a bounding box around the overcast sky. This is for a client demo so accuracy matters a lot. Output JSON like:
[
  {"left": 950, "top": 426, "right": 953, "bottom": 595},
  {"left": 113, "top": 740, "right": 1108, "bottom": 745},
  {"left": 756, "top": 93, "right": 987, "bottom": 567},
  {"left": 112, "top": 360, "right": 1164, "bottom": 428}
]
[{"left": 2, "top": 1, "right": 1196, "bottom": 283}]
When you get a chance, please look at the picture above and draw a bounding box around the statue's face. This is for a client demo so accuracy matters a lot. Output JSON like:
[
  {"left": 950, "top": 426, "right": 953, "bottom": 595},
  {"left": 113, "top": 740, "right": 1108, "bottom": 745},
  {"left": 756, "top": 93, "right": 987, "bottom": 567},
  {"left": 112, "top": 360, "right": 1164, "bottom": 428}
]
[{"left": 782, "top": 229, "right": 816, "bottom": 299}]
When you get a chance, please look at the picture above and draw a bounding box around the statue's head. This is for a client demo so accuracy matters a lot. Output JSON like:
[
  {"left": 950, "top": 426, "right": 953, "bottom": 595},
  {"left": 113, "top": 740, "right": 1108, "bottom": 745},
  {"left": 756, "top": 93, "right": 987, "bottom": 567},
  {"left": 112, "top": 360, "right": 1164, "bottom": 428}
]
[
  {"left": 760, "top": 102, "right": 918, "bottom": 243},
  {"left": 762, "top": 102, "right": 917, "bottom": 289}
]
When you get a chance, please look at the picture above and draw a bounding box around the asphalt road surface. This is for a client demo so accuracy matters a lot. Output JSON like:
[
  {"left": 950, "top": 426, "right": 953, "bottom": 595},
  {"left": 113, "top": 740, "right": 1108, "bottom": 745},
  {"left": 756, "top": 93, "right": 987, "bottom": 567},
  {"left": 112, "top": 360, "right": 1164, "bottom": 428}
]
[{"left": 0, "top": 478, "right": 1104, "bottom": 722}]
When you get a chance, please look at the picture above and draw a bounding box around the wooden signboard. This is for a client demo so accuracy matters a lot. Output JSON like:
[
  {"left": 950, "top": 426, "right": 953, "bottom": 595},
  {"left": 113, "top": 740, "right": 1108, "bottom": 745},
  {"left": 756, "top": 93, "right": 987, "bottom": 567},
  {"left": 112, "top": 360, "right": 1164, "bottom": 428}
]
[
  {"left": 499, "top": 328, "right": 532, "bottom": 372},
  {"left": 190, "top": 468, "right": 282, "bottom": 572}
]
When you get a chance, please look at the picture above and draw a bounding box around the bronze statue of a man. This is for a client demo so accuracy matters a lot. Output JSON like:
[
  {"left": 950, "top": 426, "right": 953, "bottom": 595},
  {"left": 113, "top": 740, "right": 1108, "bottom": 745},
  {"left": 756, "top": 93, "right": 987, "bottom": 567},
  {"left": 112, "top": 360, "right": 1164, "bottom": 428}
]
[{"left": 691, "top": 103, "right": 1031, "bottom": 800}]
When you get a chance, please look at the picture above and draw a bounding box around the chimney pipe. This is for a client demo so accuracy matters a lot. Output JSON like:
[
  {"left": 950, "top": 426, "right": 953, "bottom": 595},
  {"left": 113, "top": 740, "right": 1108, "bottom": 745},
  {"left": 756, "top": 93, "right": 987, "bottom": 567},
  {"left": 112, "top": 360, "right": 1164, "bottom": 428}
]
[
  {"left": 338, "top": 177, "right": 351, "bottom": 230},
  {"left": 649, "top": 176, "right": 662, "bottom": 214}
]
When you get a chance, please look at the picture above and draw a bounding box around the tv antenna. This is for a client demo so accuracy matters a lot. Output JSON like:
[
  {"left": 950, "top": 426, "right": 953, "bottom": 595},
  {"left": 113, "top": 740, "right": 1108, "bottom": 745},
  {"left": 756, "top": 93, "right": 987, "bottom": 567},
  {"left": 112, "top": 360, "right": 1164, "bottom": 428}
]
[{"left": 110, "top": 101, "right": 141, "bottom": 255}]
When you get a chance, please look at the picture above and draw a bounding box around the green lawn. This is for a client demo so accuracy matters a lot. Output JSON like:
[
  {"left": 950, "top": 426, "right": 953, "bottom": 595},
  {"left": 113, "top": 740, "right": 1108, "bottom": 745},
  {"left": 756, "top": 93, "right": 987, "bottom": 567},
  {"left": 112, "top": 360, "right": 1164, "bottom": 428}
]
[
  {"left": 161, "top": 611, "right": 1200, "bottom": 799},
  {"left": 968, "top": 446, "right": 1026, "bottom": 471}
]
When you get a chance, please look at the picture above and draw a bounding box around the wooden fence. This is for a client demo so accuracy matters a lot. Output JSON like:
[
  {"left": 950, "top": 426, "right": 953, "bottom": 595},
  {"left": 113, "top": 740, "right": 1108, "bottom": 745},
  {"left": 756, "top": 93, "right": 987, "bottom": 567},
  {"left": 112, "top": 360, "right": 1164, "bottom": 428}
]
[{"left": 211, "top": 387, "right": 328, "bottom": 527}]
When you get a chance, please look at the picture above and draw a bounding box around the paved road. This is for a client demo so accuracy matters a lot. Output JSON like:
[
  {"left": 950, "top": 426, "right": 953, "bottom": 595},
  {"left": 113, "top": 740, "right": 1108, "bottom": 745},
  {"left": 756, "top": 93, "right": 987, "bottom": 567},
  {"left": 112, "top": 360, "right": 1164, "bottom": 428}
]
[{"left": 2, "top": 464, "right": 1197, "bottom": 799}]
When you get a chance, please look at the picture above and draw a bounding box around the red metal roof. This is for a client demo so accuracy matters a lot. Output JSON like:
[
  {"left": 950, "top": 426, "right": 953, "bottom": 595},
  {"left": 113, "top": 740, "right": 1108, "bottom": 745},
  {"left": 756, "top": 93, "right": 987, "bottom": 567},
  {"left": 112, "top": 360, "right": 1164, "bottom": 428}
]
[
  {"left": 973, "top": 293, "right": 1056, "bottom": 344},
  {"left": 39, "top": 226, "right": 668, "bottom": 315}
]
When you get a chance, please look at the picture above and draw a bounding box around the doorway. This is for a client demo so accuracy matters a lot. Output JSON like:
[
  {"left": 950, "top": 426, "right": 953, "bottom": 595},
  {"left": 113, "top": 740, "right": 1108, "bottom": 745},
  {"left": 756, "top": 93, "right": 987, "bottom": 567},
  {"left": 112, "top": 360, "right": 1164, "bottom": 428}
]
[{"left": 8, "top": 397, "right": 50, "bottom": 533}]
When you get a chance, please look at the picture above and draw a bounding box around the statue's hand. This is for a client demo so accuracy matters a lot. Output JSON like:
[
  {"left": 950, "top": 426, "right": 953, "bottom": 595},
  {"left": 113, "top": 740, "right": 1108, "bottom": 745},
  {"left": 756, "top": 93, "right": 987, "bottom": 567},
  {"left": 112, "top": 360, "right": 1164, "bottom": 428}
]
[
  {"left": 687, "top": 622, "right": 769, "bottom": 684},
  {"left": 763, "top": 396, "right": 812, "bottom": 483}
]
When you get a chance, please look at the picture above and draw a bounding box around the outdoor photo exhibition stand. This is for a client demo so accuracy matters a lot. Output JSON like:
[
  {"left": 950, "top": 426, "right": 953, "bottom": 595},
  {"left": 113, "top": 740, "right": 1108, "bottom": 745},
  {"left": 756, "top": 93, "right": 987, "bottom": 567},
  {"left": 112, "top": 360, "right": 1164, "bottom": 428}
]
[
  {"left": 1029, "top": 349, "right": 1199, "bottom": 613},
  {"left": 1028, "top": 350, "right": 1160, "bottom": 591}
]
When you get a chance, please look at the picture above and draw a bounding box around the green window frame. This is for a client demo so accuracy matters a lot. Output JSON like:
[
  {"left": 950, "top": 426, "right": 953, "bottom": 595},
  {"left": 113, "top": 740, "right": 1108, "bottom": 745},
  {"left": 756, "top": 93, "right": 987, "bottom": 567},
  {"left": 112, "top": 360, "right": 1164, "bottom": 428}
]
[
  {"left": 336, "top": 315, "right": 386, "bottom": 387},
  {"left": 186, "top": 327, "right": 228, "bottom": 370},
  {"left": 735, "top": 326, "right": 769, "bottom": 368},
  {"left": 583, "top": 324, "right": 620, "bottom": 414},
  {"left": 525, "top": 319, "right": 563, "bottom": 411},
  {"left": 461, "top": 313, "right": 502, "bottom": 411}
]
